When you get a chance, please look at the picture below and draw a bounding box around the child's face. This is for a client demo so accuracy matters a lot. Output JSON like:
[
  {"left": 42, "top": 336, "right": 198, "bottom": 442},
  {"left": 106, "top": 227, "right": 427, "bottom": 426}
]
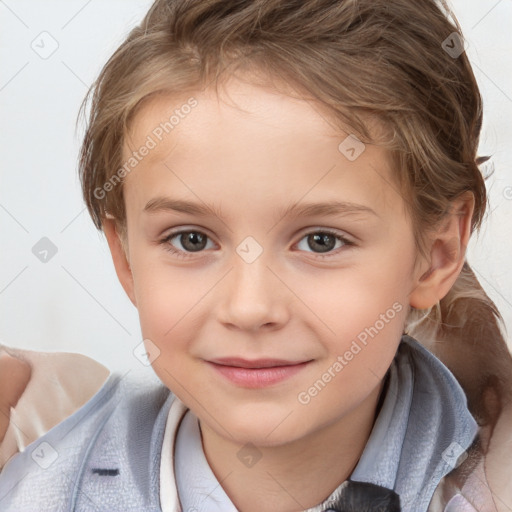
[{"left": 119, "top": 74, "right": 423, "bottom": 447}]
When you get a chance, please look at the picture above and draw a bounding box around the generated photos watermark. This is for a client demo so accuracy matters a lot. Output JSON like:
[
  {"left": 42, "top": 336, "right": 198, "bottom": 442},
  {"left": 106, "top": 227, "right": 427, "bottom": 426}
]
[
  {"left": 297, "top": 301, "right": 403, "bottom": 405},
  {"left": 93, "top": 97, "right": 198, "bottom": 200}
]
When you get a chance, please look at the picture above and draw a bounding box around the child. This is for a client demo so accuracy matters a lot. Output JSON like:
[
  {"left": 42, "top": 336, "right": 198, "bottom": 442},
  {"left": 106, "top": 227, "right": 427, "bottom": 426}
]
[{"left": 1, "top": 0, "right": 512, "bottom": 510}]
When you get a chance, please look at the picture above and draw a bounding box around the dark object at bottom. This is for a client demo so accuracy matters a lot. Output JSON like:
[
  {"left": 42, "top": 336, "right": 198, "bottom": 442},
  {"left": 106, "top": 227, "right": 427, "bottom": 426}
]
[{"left": 325, "top": 480, "right": 401, "bottom": 512}]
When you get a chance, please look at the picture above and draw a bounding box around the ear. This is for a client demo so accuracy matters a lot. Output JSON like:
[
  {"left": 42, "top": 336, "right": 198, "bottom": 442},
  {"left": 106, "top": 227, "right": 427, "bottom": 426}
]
[
  {"left": 409, "top": 191, "right": 475, "bottom": 309},
  {"left": 103, "top": 218, "right": 137, "bottom": 307}
]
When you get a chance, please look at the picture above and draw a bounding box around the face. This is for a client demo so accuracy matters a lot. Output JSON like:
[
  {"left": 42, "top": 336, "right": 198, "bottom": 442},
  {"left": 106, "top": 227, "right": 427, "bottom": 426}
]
[{"left": 119, "top": 74, "right": 422, "bottom": 449}]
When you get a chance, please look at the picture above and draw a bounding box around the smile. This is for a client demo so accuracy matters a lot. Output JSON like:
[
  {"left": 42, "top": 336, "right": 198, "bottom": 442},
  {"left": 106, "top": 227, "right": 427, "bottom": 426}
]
[{"left": 206, "top": 358, "right": 312, "bottom": 388}]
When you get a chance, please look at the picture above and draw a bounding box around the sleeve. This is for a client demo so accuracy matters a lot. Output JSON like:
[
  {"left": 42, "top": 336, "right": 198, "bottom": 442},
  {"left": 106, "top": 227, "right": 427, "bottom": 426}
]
[
  {"left": 441, "top": 460, "right": 497, "bottom": 512},
  {"left": 444, "top": 494, "right": 479, "bottom": 512},
  {"left": 0, "top": 345, "right": 110, "bottom": 471},
  {"left": 427, "top": 429, "right": 500, "bottom": 512}
]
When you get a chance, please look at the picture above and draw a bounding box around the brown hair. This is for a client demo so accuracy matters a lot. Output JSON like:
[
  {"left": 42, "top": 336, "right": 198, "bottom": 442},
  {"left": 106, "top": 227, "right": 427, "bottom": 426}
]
[{"left": 78, "top": 0, "right": 512, "bottom": 430}]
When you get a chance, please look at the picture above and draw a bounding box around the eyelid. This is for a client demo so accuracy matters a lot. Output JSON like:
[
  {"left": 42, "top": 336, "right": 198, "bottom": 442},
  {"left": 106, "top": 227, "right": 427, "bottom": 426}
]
[
  {"left": 160, "top": 224, "right": 215, "bottom": 238},
  {"left": 293, "top": 226, "right": 355, "bottom": 244}
]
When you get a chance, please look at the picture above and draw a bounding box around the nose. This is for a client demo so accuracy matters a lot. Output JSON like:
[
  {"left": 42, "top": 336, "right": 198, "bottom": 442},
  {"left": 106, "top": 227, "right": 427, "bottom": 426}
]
[{"left": 217, "top": 253, "right": 290, "bottom": 332}]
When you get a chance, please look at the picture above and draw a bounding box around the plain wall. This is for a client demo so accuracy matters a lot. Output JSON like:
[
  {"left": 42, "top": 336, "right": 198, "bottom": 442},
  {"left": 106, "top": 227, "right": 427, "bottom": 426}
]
[{"left": 1, "top": 0, "right": 511, "bottom": 372}]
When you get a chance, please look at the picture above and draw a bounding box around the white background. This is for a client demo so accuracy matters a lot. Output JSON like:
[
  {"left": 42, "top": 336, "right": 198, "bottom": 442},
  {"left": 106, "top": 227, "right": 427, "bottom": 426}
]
[{"left": 1, "top": 0, "right": 511, "bottom": 372}]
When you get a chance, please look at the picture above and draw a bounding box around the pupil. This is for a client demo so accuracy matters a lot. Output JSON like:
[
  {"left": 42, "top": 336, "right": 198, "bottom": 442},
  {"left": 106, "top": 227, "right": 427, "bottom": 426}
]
[
  {"left": 309, "top": 233, "right": 335, "bottom": 253},
  {"left": 182, "top": 232, "right": 206, "bottom": 252}
]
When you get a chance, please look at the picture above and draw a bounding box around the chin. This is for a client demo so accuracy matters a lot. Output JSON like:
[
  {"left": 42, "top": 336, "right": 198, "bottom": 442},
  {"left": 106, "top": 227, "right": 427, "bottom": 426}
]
[{"left": 211, "top": 408, "right": 310, "bottom": 448}]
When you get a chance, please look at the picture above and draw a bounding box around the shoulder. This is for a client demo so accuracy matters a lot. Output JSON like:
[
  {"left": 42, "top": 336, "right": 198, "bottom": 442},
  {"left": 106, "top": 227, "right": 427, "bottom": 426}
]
[
  {"left": 400, "top": 334, "right": 481, "bottom": 455},
  {"left": 400, "top": 336, "right": 512, "bottom": 512},
  {"left": 0, "top": 346, "right": 112, "bottom": 470},
  {"left": 0, "top": 368, "right": 174, "bottom": 511},
  {"left": 390, "top": 335, "right": 480, "bottom": 509},
  {"left": 398, "top": 334, "right": 474, "bottom": 415}
]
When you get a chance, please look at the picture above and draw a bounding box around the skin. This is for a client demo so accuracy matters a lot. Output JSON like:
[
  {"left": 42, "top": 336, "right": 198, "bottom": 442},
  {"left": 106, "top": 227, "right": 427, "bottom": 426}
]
[
  {"left": 102, "top": 73, "right": 473, "bottom": 511},
  {"left": 0, "top": 351, "right": 32, "bottom": 443}
]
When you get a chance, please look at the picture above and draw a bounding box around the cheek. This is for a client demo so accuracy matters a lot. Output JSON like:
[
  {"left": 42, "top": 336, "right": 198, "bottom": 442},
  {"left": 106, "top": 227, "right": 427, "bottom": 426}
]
[
  {"left": 296, "top": 261, "right": 409, "bottom": 336},
  {"left": 300, "top": 256, "right": 411, "bottom": 377},
  {"left": 130, "top": 255, "right": 194, "bottom": 339},
  {"left": 130, "top": 255, "right": 223, "bottom": 357}
]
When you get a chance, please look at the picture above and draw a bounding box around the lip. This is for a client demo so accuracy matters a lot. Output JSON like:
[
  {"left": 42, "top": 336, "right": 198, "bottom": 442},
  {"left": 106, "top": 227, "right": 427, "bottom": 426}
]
[{"left": 207, "top": 358, "right": 312, "bottom": 388}]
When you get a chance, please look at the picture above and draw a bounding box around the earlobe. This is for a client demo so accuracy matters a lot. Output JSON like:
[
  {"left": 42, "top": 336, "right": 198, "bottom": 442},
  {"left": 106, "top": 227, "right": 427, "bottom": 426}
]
[
  {"left": 102, "top": 218, "right": 137, "bottom": 307},
  {"left": 409, "top": 192, "right": 475, "bottom": 310}
]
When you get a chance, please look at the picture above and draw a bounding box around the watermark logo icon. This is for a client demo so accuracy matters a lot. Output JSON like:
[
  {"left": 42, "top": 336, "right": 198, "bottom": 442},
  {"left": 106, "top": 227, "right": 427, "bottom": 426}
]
[
  {"left": 442, "top": 32, "right": 466, "bottom": 58},
  {"left": 133, "top": 339, "right": 161, "bottom": 366},
  {"left": 32, "top": 237, "right": 58, "bottom": 263},
  {"left": 338, "top": 134, "right": 366, "bottom": 161},
  {"left": 31, "top": 31, "right": 59, "bottom": 60},
  {"left": 236, "top": 236, "right": 263, "bottom": 264},
  {"left": 237, "top": 443, "right": 262, "bottom": 468},
  {"left": 31, "top": 441, "right": 58, "bottom": 469},
  {"left": 442, "top": 442, "right": 468, "bottom": 469}
]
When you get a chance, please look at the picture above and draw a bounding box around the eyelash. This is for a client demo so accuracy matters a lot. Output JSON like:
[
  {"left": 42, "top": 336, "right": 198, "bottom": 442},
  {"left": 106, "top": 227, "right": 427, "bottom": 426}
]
[{"left": 158, "top": 228, "right": 354, "bottom": 260}]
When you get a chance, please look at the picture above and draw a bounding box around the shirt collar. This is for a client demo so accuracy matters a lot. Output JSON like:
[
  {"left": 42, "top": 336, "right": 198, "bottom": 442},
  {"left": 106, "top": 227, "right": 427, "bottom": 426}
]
[{"left": 174, "top": 408, "right": 238, "bottom": 511}]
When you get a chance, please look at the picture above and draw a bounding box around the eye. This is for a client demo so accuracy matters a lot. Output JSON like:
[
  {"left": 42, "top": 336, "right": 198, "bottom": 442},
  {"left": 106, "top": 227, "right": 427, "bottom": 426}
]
[
  {"left": 160, "top": 229, "right": 215, "bottom": 258},
  {"left": 295, "top": 230, "right": 353, "bottom": 257},
  {"left": 159, "top": 228, "right": 354, "bottom": 259}
]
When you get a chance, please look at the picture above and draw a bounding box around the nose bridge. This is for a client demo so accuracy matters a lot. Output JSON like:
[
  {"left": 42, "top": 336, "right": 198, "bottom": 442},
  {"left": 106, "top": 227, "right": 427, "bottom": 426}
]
[
  {"left": 218, "top": 240, "right": 288, "bottom": 330},
  {"left": 232, "top": 251, "right": 270, "bottom": 298}
]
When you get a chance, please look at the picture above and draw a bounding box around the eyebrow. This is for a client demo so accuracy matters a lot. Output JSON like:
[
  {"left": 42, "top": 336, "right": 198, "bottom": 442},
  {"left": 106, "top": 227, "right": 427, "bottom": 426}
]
[
  {"left": 144, "top": 197, "right": 225, "bottom": 218},
  {"left": 143, "top": 197, "right": 379, "bottom": 221},
  {"left": 276, "top": 200, "right": 379, "bottom": 220}
]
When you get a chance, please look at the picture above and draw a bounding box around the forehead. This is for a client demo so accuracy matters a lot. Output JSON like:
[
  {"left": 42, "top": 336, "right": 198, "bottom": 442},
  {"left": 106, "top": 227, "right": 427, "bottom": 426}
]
[
  {"left": 122, "top": 76, "right": 405, "bottom": 224},
  {"left": 126, "top": 75, "right": 342, "bottom": 153}
]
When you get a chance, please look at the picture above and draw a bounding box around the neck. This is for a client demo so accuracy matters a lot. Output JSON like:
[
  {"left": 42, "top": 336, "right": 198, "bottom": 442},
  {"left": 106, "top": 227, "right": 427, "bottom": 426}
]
[{"left": 199, "top": 378, "right": 386, "bottom": 512}]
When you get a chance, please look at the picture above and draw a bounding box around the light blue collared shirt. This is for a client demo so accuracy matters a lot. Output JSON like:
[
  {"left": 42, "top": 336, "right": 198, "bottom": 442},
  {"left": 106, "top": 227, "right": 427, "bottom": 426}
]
[{"left": 0, "top": 335, "right": 477, "bottom": 511}]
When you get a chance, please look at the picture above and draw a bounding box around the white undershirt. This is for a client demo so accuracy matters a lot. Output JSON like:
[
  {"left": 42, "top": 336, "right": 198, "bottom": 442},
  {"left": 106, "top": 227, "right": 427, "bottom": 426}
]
[{"left": 159, "top": 402, "right": 238, "bottom": 512}]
